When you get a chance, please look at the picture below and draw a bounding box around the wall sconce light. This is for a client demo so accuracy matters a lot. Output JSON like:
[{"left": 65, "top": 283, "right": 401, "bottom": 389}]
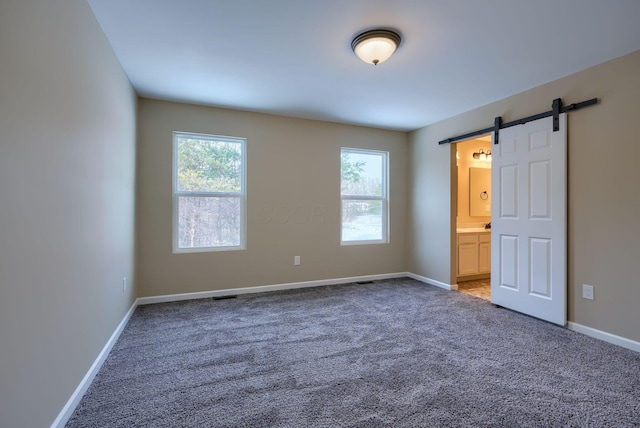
[
  {"left": 351, "top": 29, "right": 402, "bottom": 65},
  {"left": 472, "top": 149, "right": 491, "bottom": 161}
]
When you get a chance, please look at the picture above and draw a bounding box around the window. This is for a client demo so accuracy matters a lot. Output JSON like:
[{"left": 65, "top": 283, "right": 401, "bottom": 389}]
[
  {"left": 173, "top": 132, "right": 246, "bottom": 252},
  {"left": 340, "top": 148, "right": 388, "bottom": 244}
]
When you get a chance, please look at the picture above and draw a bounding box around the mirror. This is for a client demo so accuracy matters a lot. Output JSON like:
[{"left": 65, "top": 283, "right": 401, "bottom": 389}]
[{"left": 469, "top": 167, "right": 491, "bottom": 216}]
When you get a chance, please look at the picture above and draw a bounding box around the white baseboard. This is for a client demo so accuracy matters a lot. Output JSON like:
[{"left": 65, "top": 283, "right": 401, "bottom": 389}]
[
  {"left": 51, "top": 300, "right": 138, "bottom": 428},
  {"left": 406, "top": 272, "right": 457, "bottom": 290},
  {"left": 568, "top": 322, "right": 640, "bottom": 353},
  {"left": 137, "top": 272, "right": 408, "bottom": 305}
]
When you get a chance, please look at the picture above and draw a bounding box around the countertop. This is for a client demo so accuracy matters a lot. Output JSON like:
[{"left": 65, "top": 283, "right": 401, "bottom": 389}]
[{"left": 457, "top": 227, "right": 491, "bottom": 234}]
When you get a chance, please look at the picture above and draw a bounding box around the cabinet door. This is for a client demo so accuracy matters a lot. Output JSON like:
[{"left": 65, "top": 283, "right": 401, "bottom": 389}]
[
  {"left": 478, "top": 241, "right": 491, "bottom": 273},
  {"left": 458, "top": 243, "right": 479, "bottom": 276}
]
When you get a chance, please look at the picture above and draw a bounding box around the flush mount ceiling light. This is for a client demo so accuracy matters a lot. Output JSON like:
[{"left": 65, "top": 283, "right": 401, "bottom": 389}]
[{"left": 351, "top": 29, "right": 402, "bottom": 65}]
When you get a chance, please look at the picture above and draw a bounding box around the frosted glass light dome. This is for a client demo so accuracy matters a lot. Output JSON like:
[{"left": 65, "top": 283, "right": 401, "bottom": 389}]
[{"left": 351, "top": 29, "right": 401, "bottom": 66}]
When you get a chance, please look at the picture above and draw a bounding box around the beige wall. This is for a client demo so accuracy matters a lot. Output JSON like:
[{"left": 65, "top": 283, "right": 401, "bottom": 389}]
[
  {"left": 0, "top": 0, "right": 137, "bottom": 426},
  {"left": 409, "top": 50, "right": 640, "bottom": 342},
  {"left": 137, "top": 99, "right": 408, "bottom": 297},
  {"left": 408, "top": 128, "right": 458, "bottom": 286}
]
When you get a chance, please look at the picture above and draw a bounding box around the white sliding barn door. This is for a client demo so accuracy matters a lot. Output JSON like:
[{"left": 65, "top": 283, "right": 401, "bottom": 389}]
[{"left": 491, "top": 114, "right": 567, "bottom": 326}]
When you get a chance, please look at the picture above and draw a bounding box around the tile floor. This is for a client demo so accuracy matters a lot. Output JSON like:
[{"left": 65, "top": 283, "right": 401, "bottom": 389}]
[{"left": 457, "top": 278, "right": 491, "bottom": 300}]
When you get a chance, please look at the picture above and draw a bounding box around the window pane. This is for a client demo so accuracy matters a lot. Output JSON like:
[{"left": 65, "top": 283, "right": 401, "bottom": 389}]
[
  {"left": 342, "top": 200, "right": 383, "bottom": 241},
  {"left": 341, "top": 151, "right": 384, "bottom": 196},
  {"left": 178, "top": 196, "right": 241, "bottom": 248},
  {"left": 177, "top": 136, "right": 242, "bottom": 193}
]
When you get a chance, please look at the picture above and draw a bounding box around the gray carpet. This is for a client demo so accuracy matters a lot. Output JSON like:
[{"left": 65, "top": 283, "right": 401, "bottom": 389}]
[{"left": 66, "top": 278, "right": 640, "bottom": 427}]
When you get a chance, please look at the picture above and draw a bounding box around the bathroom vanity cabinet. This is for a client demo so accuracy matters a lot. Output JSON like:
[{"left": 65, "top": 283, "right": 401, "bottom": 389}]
[{"left": 457, "top": 231, "right": 491, "bottom": 278}]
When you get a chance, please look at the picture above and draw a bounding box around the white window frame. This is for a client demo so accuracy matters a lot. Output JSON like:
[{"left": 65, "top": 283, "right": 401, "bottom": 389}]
[
  {"left": 172, "top": 131, "right": 247, "bottom": 253},
  {"left": 340, "top": 148, "right": 389, "bottom": 245}
]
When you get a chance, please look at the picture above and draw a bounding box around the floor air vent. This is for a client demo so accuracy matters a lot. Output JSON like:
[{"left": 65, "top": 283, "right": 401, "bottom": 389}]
[{"left": 212, "top": 295, "right": 237, "bottom": 300}]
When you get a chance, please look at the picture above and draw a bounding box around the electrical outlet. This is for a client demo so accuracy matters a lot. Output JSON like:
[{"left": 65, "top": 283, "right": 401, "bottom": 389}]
[
  {"left": 294, "top": 256, "right": 300, "bottom": 266},
  {"left": 122, "top": 277, "right": 127, "bottom": 293},
  {"left": 582, "top": 284, "right": 594, "bottom": 300}
]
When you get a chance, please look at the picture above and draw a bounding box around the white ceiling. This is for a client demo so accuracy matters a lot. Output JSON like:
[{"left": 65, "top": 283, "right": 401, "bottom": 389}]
[{"left": 87, "top": 0, "right": 640, "bottom": 131}]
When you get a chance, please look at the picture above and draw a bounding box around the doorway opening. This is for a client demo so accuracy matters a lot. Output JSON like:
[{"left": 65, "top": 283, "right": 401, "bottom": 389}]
[{"left": 453, "top": 134, "right": 492, "bottom": 300}]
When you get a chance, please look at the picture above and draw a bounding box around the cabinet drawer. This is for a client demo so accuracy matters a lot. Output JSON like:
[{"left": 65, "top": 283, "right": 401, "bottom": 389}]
[
  {"left": 458, "top": 234, "right": 478, "bottom": 245},
  {"left": 479, "top": 233, "right": 491, "bottom": 243}
]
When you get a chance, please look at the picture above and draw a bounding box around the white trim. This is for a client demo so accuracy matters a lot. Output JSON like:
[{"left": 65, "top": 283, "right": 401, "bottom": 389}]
[
  {"left": 51, "top": 300, "right": 139, "bottom": 428},
  {"left": 568, "top": 322, "right": 640, "bottom": 353},
  {"left": 406, "top": 272, "right": 457, "bottom": 290},
  {"left": 137, "top": 272, "right": 407, "bottom": 305}
]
